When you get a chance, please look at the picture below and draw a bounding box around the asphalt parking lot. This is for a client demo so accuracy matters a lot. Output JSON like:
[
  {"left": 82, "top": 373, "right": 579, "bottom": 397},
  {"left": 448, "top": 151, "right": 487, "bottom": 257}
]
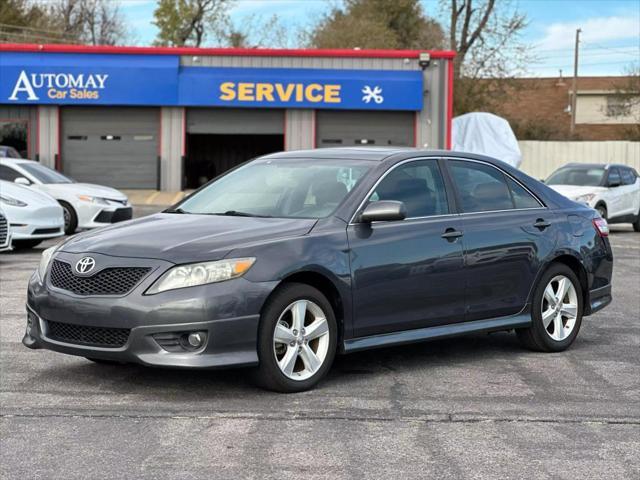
[{"left": 1, "top": 211, "right": 638, "bottom": 479}]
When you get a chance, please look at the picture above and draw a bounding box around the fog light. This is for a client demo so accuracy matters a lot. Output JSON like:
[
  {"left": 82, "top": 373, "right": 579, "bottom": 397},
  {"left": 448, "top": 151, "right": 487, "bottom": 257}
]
[{"left": 187, "top": 332, "right": 204, "bottom": 348}]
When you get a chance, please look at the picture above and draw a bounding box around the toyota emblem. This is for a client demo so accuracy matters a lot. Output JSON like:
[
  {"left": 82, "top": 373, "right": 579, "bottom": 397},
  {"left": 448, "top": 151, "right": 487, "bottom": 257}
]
[{"left": 75, "top": 257, "right": 96, "bottom": 274}]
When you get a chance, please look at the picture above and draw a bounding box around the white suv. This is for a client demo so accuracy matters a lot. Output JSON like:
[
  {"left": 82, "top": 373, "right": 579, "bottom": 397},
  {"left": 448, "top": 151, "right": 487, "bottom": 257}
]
[{"left": 546, "top": 163, "right": 640, "bottom": 231}]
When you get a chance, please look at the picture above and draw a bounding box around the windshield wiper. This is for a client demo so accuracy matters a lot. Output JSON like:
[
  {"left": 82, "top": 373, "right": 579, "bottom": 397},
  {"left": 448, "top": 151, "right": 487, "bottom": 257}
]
[
  {"left": 164, "top": 207, "right": 188, "bottom": 214},
  {"left": 217, "top": 210, "right": 272, "bottom": 218}
]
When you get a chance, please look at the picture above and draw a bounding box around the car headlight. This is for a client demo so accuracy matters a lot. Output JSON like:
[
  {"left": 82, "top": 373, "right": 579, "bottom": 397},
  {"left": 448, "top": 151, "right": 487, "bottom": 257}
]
[
  {"left": 574, "top": 193, "right": 596, "bottom": 203},
  {"left": 146, "top": 258, "right": 256, "bottom": 295},
  {"left": 37, "top": 246, "right": 57, "bottom": 280},
  {"left": 0, "top": 194, "right": 27, "bottom": 207},
  {"left": 77, "top": 195, "right": 109, "bottom": 205}
]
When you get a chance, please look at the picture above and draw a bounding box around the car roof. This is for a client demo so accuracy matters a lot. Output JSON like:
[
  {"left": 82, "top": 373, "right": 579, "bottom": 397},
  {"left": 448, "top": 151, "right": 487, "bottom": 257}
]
[
  {"left": 0, "top": 157, "right": 34, "bottom": 165},
  {"left": 561, "top": 162, "right": 632, "bottom": 170}
]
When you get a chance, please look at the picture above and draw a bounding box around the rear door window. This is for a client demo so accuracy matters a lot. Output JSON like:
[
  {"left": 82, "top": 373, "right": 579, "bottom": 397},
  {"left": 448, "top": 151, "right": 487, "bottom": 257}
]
[
  {"left": 506, "top": 177, "right": 542, "bottom": 209},
  {"left": 608, "top": 167, "right": 622, "bottom": 186},
  {"left": 448, "top": 161, "right": 515, "bottom": 213},
  {"left": 621, "top": 168, "right": 636, "bottom": 185}
]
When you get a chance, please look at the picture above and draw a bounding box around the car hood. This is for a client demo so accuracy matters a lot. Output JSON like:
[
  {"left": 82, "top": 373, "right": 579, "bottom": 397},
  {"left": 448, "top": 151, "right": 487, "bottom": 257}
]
[
  {"left": 61, "top": 213, "right": 317, "bottom": 263},
  {"left": 0, "top": 180, "right": 59, "bottom": 206},
  {"left": 547, "top": 184, "right": 606, "bottom": 199},
  {"left": 39, "top": 182, "right": 128, "bottom": 201}
]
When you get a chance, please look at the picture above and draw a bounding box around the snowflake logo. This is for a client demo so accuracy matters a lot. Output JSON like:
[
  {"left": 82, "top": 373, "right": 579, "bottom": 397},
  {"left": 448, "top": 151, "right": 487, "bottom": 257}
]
[{"left": 362, "top": 85, "right": 384, "bottom": 104}]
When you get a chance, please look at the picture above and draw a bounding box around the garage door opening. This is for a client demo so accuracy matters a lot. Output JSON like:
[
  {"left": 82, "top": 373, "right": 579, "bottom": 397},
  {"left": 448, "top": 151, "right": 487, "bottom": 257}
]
[
  {"left": 0, "top": 120, "right": 28, "bottom": 158},
  {"left": 184, "top": 133, "right": 283, "bottom": 189}
]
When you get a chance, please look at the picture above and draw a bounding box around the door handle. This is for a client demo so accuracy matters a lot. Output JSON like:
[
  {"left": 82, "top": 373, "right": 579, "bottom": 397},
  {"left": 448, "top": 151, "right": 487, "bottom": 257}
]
[
  {"left": 441, "top": 228, "right": 463, "bottom": 240},
  {"left": 533, "top": 219, "right": 551, "bottom": 230}
]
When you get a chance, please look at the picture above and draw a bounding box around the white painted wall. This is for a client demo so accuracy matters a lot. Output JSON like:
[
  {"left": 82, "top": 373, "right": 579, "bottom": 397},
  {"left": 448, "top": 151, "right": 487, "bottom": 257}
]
[{"left": 518, "top": 141, "right": 640, "bottom": 179}]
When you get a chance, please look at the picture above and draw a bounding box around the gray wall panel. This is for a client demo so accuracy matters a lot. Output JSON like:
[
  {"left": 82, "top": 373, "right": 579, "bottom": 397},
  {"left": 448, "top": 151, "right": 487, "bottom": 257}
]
[
  {"left": 316, "top": 110, "right": 414, "bottom": 147},
  {"left": 186, "top": 108, "right": 284, "bottom": 135}
]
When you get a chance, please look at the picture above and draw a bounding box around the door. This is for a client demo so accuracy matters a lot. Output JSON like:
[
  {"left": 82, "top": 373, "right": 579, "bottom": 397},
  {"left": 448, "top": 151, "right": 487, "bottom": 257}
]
[
  {"left": 316, "top": 110, "right": 414, "bottom": 148},
  {"left": 446, "top": 159, "right": 557, "bottom": 321},
  {"left": 348, "top": 159, "right": 465, "bottom": 338},
  {"left": 604, "top": 167, "right": 626, "bottom": 218},
  {"left": 61, "top": 107, "right": 159, "bottom": 189},
  {"left": 617, "top": 167, "right": 640, "bottom": 217}
]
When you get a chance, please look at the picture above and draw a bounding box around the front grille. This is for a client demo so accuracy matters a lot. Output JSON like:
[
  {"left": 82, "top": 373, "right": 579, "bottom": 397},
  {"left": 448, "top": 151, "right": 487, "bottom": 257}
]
[
  {"left": 0, "top": 213, "right": 7, "bottom": 246},
  {"left": 45, "top": 320, "right": 130, "bottom": 348},
  {"left": 49, "top": 260, "right": 151, "bottom": 296}
]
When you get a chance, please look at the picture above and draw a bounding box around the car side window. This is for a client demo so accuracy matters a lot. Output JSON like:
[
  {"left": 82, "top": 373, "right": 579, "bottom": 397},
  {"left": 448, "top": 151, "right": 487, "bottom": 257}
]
[
  {"left": 449, "top": 161, "right": 515, "bottom": 213},
  {"left": 0, "top": 165, "right": 21, "bottom": 182},
  {"left": 621, "top": 168, "right": 635, "bottom": 185},
  {"left": 608, "top": 168, "right": 621, "bottom": 186},
  {"left": 506, "top": 177, "right": 541, "bottom": 209},
  {"left": 370, "top": 159, "right": 449, "bottom": 218}
]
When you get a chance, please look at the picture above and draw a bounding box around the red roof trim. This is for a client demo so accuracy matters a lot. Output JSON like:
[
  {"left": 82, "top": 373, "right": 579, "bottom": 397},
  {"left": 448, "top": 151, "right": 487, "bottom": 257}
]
[{"left": 0, "top": 43, "right": 456, "bottom": 59}]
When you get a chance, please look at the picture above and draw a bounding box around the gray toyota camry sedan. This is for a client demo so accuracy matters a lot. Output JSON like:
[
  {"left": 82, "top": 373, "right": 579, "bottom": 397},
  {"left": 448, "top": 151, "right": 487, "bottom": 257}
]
[{"left": 24, "top": 148, "right": 613, "bottom": 392}]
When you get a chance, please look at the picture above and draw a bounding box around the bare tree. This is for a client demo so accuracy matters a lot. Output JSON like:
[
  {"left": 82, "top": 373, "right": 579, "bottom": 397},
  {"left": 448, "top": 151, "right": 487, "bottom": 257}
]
[
  {"left": 153, "top": 0, "right": 230, "bottom": 47},
  {"left": 215, "top": 14, "right": 290, "bottom": 48},
  {"left": 609, "top": 64, "right": 640, "bottom": 140},
  {"left": 444, "top": 0, "right": 529, "bottom": 114}
]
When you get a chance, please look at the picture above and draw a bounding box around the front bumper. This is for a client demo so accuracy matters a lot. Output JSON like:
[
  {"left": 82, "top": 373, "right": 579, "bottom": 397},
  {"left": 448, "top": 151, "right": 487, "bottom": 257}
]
[
  {"left": 24, "top": 257, "right": 277, "bottom": 368},
  {"left": 77, "top": 203, "right": 133, "bottom": 230},
  {"left": 23, "top": 304, "right": 260, "bottom": 368}
]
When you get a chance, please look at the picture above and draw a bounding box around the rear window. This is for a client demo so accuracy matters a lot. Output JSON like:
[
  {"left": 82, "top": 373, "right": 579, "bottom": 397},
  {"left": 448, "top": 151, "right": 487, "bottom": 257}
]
[{"left": 546, "top": 167, "right": 605, "bottom": 187}]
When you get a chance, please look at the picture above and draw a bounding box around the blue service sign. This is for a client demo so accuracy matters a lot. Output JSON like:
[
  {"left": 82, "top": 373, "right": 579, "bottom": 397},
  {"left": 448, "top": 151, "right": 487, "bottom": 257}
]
[
  {"left": 178, "top": 66, "right": 423, "bottom": 111},
  {"left": 0, "top": 52, "right": 423, "bottom": 110},
  {"left": 0, "top": 52, "right": 179, "bottom": 105}
]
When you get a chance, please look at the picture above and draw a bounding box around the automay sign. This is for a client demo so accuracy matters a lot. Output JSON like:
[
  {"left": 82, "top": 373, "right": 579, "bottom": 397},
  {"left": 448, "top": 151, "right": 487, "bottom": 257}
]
[
  {"left": 9, "top": 71, "right": 109, "bottom": 101},
  {"left": 0, "top": 52, "right": 423, "bottom": 111}
]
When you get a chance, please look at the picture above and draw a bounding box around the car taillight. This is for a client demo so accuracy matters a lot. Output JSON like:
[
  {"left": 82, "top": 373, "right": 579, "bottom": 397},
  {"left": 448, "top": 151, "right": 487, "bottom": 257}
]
[{"left": 593, "top": 218, "right": 609, "bottom": 237}]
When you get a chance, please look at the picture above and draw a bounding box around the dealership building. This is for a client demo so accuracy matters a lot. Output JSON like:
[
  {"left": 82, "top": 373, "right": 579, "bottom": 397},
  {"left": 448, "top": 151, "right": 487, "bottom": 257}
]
[{"left": 0, "top": 44, "right": 454, "bottom": 191}]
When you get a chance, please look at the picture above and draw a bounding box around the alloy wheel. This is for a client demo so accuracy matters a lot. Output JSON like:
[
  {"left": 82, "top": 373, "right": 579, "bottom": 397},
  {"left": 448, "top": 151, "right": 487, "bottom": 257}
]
[
  {"left": 541, "top": 275, "right": 579, "bottom": 341},
  {"left": 273, "top": 299, "right": 330, "bottom": 381},
  {"left": 62, "top": 206, "right": 71, "bottom": 231}
]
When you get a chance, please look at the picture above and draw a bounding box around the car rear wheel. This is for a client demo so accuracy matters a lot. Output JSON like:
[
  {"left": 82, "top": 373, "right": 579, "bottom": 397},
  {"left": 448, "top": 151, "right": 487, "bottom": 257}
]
[
  {"left": 633, "top": 209, "right": 640, "bottom": 232},
  {"left": 59, "top": 201, "right": 78, "bottom": 235},
  {"left": 256, "top": 283, "right": 337, "bottom": 393},
  {"left": 517, "top": 264, "right": 583, "bottom": 352}
]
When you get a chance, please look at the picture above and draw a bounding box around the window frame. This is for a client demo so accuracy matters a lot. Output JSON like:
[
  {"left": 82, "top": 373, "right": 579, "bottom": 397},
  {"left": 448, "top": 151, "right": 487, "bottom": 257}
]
[
  {"left": 349, "top": 157, "right": 457, "bottom": 224},
  {"left": 606, "top": 167, "right": 622, "bottom": 187},
  {"left": 442, "top": 157, "right": 546, "bottom": 215}
]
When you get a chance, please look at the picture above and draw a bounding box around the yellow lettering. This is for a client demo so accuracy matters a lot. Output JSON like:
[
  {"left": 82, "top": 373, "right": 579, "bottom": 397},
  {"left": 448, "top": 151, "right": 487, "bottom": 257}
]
[
  {"left": 274, "top": 83, "right": 294, "bottom": 102},
  {"left": 238, "top": 83, "right": 255, "bottom": 101},
  {"left": 305, "top": 84, "right": 323, "bottom": 102},
  {"left": 256, "top": 83, "right": 274, "bottom": 102},
  {"left": 324, "top": 85, "right": 341, "bottom": 103},
  {"left": 219, "top": 82, "right": 236, "bottom": 101},
  {"left": 295, "top": 84, "right": 304, "bottom": 102}
]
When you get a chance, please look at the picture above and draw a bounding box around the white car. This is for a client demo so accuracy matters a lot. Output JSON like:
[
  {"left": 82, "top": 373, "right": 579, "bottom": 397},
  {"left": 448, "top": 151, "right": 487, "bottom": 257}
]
[
  {"left": 546, "top": 163, "right": 640, "bottom": 231},
  {"left": 0, "top": 205, "right": 12, "bottom": 252},
  {"left": 0, "top": 158, "right": 132, "bottom": 234},
  {"left": 0, "top": 180, "right": 64, "bottom": 249}
]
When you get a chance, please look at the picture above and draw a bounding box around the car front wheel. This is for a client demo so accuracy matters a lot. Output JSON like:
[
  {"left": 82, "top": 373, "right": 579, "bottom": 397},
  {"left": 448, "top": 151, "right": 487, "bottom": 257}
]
[
  {"left": 517, "top": 264, "right": 583, "bottom": 352},
  {"left": 59, "top": 201, "right": 78, "bottom": 235},
  {"left": 256, "top": 283, "right": 337, "bottom": 393}
]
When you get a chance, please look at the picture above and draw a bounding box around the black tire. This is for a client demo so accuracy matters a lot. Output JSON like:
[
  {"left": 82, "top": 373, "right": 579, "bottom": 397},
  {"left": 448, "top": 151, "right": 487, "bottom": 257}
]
[
  {"left": 12, "top": 239, "right": 42, "bottom": 249},
  {"left": 255, "top": 283, "right": 337, "bottom": 393},
  {"left": 633, "top": 210, "right": 640, "bottom": 232},
  {"left": 517, "top": 263, "right": 584, "bottom": 352},
  {"left": 595, "top": 203, "right": 607, "bottom": 221},
  {"left": 59, "top": 200, "right": 78, "bottom": 235}
]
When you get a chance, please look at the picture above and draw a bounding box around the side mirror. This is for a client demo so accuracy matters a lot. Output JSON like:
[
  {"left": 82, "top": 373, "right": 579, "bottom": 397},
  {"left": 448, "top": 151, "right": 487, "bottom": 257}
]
[
  {"left": 358, "top": 200, "right": 407, "bottom": 223},
  {"left": 14, "top": 177, "right": 31, "bottom": 186}
]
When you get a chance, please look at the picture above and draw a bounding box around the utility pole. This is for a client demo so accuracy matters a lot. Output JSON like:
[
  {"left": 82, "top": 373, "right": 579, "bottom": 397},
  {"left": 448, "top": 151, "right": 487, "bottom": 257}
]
[{"left": 570, "top": 28, "right": 581, "bottom": 136}]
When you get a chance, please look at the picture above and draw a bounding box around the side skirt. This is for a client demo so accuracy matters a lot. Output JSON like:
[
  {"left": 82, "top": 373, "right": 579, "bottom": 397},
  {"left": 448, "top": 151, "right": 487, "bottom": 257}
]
[{"left": 343, "top": 313, "right": 531, "bottom": 353}]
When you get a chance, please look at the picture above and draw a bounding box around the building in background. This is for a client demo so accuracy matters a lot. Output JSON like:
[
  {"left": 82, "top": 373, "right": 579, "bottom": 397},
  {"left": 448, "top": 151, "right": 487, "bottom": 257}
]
[
  {"left": 497, "top": 76, "right": 639, "bottom": 141},
  {"left": 0, "top": 44, "right": 454, "bottom": 191}
]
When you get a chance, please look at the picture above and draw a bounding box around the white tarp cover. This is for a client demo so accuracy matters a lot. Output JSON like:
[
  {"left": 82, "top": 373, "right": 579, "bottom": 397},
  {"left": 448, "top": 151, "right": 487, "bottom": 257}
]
[{"left": 452, "top": 112, "right": 522, "bottom": 168}]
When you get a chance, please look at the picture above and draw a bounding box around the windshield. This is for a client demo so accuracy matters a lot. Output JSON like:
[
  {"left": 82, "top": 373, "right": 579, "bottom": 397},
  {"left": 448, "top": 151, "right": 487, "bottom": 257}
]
[
  {"left": 174, "top": 158, "right": 372, "bottom": 219},
  {"left": 546, "top": 167, "right": 605, "bottom": 187},
  {"left": 20, "top": 163, "right": 74, "bottom": 184}
]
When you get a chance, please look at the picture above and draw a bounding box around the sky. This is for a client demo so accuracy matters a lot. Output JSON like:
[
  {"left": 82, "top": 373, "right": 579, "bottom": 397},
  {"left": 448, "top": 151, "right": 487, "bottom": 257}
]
[{"left": 119, "top": 0, "right": 640, "bottom": 78}]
